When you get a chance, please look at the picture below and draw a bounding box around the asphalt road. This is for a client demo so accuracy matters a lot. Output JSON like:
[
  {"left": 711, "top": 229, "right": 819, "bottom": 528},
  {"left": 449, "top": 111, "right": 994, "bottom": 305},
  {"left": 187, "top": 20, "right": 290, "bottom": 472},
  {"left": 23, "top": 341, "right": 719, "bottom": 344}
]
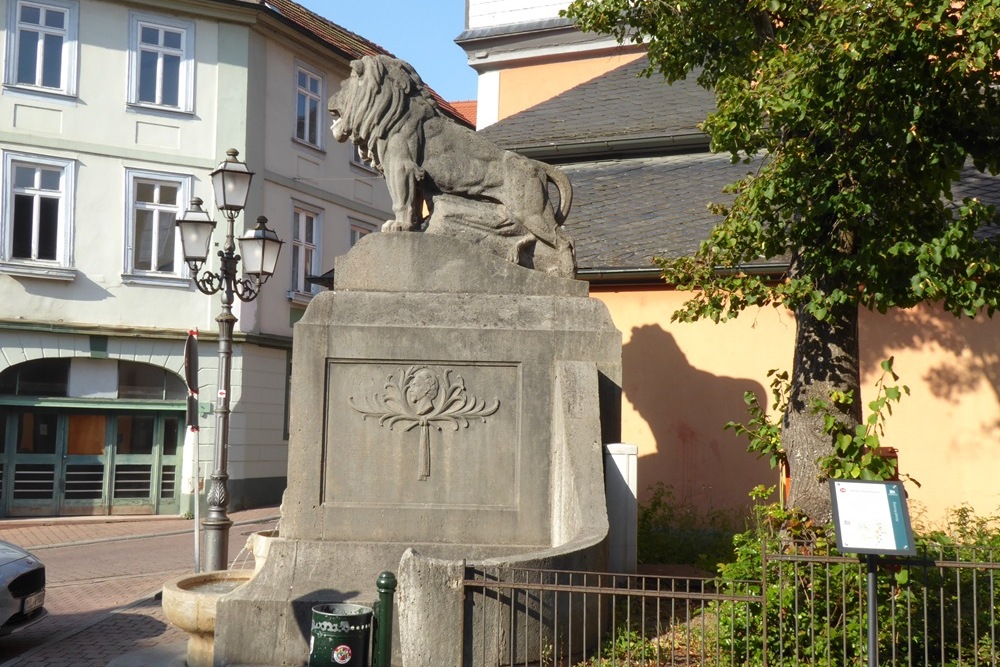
[{"left": 0, "top": 521, "right": 270, "bottom": 666}]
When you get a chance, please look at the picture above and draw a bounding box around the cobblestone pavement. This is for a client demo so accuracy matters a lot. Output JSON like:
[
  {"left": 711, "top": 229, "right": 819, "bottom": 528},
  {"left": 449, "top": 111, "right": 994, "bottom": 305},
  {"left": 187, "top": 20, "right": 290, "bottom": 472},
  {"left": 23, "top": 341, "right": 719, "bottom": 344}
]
[{"left": 0, "top": 507, "right": 280, "bottom": 666}]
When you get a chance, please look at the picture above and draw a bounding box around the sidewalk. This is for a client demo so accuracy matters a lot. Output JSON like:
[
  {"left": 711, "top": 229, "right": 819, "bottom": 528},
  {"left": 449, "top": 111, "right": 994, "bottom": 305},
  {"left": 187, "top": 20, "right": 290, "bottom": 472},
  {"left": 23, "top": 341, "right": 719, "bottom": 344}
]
[
  {"left": 0, "top": 507, "right": 281, "bottom": 667},
  {"left": 0, "top": 506, "right": 280, "bottom": 550}
]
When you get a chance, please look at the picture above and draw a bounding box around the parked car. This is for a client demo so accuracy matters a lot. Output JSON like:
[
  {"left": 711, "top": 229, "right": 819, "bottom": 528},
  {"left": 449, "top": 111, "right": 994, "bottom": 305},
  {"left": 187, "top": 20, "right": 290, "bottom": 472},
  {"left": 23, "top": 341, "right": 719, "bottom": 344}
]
[{"left": 0, "top": 540, "right": 46, "bottom": 636}]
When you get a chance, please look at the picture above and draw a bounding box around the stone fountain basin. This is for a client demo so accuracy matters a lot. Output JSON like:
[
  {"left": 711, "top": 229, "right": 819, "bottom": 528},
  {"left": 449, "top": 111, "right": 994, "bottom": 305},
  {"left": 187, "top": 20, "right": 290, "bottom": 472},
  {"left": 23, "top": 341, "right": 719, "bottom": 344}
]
[
  {"left": 162, "top": 570, "right": 253, "bottom": 667},
  {"left": 248, "top": 529, "right": 279, "bottom": 574}
]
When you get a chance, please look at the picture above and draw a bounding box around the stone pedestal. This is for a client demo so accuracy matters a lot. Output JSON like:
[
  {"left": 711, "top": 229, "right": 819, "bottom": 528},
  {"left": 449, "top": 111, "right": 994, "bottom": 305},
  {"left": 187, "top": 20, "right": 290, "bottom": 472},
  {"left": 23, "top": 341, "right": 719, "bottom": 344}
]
[{"left": 214, "top": 232, "right": 621, "bottom": 666}]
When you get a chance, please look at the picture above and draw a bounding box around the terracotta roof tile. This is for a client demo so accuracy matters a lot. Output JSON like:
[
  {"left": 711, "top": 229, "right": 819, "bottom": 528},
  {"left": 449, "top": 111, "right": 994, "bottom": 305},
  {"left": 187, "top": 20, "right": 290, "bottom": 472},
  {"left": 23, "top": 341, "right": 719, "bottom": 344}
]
[{"left": 450, "top": 100, "right": 477, "bottom": 126}]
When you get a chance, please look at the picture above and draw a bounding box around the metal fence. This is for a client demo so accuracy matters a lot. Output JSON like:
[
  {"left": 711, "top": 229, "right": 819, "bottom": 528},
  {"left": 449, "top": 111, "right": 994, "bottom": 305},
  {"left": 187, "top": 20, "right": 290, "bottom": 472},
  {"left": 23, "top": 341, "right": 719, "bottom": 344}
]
[{"left": 461, "top": 542, "right": 999, "bottom": 666}]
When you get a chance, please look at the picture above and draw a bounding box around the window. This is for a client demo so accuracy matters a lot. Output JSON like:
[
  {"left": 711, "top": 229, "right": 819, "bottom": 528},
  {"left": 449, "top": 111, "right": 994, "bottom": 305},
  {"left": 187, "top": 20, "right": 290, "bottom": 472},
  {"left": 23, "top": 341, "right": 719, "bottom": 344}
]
[
  {"left": 351, "top": 143, "right": 377, "bottom": 171},
  {"left": 290, "top": 205, "right": 321, "bottom": 296},
  {"left": 0, "top": 358, "right": 70, "bottom": 397},
  {"left": 0, "top": 358, "right": 184, "bottom": 400},
  {"left": 118, "top": 361, "right": 186, "bottom": 400},
  {"left": 124, "top": 170, "right": 189, "bottom": 282},
  {"left": 295, "top": 64, "right": 324, "bottom": 147},
  {"left": 350, "top": 220, "right": 375, "bottom": 247},
  {"left": 129, "top": 14, "right": 193, "bottom": 112},
  {"left": 6, "top": 0, "right": 78, "bottom": 96},
  {"left": 1, "top": 151, "right": 74, "bottom": 276}
]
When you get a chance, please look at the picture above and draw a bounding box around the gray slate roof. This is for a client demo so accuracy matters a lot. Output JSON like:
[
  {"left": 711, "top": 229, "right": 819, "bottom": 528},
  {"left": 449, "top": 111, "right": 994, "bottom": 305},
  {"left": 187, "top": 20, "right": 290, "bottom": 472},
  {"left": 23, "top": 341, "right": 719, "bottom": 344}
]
[
  {"left": 481, "top": 56, "right": 1000, "bottom": 273},
  {"left": 563, "top": 153, "right": 754, "bottom": 269},
  {"left": 479, "top": 57, "right": 714, "bottom": 149},
  {"left": 481, "top": 56, "right": 734, "bottom": 271}
]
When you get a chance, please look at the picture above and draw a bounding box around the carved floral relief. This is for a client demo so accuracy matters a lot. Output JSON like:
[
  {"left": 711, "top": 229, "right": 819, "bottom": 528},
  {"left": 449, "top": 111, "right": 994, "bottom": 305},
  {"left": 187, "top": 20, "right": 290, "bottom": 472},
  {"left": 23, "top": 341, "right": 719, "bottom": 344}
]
[{"left": 349, "top": 366, "right": 500, "bottom": 480}]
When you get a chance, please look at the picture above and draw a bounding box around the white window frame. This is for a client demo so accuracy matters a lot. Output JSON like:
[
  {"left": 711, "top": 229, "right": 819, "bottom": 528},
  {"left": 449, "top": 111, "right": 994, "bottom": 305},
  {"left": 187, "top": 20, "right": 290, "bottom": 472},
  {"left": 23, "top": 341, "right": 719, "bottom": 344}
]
[
  {"left": 123, "top": 169, "right": 191, "bottom": 286},
  {"left": 0, "top": 150, "right": 76, "bottom": 280},
  {"left": 289, "top": 203, "right": 323, "bottom": 302},
  {"left": 349, "top": 219, "right": 375, "bottom": 247},
  {"left": 128, "top": 13, "right": 195, "bottom": 113},
  {"left": 294, "top": 62, "right": 324, "bottom": 149},
  {"left": 5, "top": 0, "right": 79, "bottom": 97}
]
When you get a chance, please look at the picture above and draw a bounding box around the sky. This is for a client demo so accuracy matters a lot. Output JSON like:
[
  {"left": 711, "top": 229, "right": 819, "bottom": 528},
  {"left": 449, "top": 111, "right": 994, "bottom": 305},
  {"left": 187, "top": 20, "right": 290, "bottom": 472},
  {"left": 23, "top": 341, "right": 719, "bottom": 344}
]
[{"left": 297, "top": 1, "right": 479, "bottom": 102}]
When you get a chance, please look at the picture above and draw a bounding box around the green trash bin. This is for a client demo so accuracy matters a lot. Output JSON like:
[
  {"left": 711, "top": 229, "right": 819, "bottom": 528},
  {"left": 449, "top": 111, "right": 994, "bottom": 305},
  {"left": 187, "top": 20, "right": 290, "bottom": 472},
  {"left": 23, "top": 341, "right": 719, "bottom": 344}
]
[{"left": 309, "top": 603, "right": 373, "bottom": 667}]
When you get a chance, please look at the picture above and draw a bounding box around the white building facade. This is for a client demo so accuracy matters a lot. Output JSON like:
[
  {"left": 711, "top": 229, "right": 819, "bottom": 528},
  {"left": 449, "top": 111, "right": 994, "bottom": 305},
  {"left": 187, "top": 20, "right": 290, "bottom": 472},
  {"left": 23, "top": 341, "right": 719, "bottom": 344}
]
[{"left": 0, "top": 0, "right": 393, "bottom": 516}]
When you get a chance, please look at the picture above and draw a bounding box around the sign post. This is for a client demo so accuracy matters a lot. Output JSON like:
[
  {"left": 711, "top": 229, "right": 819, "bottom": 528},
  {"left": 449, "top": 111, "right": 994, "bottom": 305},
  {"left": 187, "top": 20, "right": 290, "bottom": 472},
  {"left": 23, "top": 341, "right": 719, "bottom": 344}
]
[
  {"left": 830, "top": 479, "right": 916, "bottom": 667},
  {"left": 184, "top": 330, "right": 201, "bottom": 573}
]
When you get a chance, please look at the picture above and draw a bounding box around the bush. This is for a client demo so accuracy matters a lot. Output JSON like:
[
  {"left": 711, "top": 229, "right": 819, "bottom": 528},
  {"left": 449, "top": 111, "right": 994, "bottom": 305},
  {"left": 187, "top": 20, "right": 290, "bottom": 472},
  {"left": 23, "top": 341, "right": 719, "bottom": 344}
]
[
  {"left": 636, "top": 482, "right": 741, "bottom": 571},
  {"left": 711, "top": 491, "right": 1000, "bottom": 666}
]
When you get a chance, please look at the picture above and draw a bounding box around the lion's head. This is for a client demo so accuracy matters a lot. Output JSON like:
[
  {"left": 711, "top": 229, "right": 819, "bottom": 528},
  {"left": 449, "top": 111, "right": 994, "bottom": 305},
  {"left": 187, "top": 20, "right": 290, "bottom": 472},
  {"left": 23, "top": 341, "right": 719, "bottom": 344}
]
[{"left": 328, "top": 55, "right": 443, "bottom": 170}]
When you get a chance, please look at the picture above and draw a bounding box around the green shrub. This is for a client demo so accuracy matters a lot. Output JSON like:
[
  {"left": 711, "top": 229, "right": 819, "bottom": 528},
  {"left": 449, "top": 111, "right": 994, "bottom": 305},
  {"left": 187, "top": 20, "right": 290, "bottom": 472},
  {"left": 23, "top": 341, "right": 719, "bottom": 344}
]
[
  {"left": 711, "top": 493, "right": 1000, "bottom": 666},
  {"left": 636, "top": 482, "right": 741, "bottom": 571}
]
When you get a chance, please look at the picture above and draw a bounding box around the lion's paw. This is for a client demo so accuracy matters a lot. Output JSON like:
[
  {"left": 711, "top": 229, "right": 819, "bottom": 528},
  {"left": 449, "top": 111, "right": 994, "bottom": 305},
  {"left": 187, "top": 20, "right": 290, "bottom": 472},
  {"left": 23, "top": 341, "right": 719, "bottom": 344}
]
[{"left": 382, "top": 220, "right": 413, "bottom": 232}]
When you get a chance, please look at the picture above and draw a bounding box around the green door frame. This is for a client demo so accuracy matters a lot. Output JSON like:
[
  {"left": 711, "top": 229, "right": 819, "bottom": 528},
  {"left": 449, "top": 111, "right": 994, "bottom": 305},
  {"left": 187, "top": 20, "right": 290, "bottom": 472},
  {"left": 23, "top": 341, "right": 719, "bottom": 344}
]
[{"left": 0, "top": 399, "right": 185, "bottom": 518}]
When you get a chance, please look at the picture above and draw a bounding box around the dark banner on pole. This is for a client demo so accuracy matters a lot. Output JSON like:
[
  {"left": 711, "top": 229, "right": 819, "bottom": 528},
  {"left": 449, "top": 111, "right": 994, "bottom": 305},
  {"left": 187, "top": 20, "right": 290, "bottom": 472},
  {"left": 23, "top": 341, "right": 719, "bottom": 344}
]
[{"left": 184, "top": 330, "right": 199, "bottom": 429}]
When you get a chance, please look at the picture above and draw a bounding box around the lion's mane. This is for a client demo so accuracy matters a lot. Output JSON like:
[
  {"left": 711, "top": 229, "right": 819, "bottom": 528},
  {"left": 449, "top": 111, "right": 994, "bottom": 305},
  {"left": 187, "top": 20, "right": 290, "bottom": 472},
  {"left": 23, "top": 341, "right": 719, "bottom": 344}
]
[
  {"left": 330, "top": 55, "right": 577, "bottom": 277},
  {"left": 338, "top": 56, "right": 441, "bottom": 172}
]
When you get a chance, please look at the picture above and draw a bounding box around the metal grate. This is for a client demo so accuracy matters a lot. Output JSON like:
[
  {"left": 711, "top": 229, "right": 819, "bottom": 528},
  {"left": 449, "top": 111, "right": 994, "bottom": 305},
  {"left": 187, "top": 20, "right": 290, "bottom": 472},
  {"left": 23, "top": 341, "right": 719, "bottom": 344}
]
[
  {"left": 64, "top": 464, "right": 104, "bottom": 499},
  {"left": 113, "top": 463, "right": 152, "bottom": 499},
  {"left": 160, "top": 464, "right": 176, "bottom": 498},
  {"left": 12, "top": 463, "right": 56, "bottom": 500}
]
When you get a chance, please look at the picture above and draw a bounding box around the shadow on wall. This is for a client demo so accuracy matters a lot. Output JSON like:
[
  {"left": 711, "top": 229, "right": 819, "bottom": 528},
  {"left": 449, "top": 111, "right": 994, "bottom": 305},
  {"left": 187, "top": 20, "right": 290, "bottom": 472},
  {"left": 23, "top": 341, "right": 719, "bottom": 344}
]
[
  {"left": 862, "top": 307, "right": 1000, "bottom": 435},
  {"left": 622, "top": 324, "right": 774, "bottom": 514}
]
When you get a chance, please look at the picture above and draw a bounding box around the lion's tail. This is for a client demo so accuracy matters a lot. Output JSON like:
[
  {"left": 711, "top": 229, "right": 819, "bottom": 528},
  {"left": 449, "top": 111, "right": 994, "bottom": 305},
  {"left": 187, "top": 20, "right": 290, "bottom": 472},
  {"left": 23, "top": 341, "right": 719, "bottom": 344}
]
[{"left": 543, "top": 163, "right": 573, "bottom": 225}]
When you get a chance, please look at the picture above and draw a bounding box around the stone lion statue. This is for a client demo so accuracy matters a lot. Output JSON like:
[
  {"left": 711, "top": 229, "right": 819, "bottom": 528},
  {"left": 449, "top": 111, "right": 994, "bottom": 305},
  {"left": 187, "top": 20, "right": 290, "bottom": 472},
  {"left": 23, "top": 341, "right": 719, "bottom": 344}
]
[{"left": 329, "top": 55, "right": 576, "bottom": 277}]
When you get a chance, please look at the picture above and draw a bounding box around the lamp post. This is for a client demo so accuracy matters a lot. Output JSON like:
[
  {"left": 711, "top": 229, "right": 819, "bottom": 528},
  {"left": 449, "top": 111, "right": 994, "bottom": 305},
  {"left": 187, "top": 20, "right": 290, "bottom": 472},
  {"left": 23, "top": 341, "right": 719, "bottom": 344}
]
[{"left": 176, "top": 149, "right": 283, "bottom": 572}]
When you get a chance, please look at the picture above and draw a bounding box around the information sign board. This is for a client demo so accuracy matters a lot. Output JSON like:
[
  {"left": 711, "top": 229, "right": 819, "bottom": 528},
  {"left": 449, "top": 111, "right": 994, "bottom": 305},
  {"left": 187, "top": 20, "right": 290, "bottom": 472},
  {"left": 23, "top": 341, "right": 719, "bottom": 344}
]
[{"left": 829, "top": 479, "right": 916, "bottom": 556}]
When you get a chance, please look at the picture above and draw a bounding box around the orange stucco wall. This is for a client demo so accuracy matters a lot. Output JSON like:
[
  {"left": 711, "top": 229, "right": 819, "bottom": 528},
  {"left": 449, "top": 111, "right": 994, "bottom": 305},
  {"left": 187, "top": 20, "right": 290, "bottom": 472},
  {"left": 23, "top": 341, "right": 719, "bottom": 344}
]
[
  {"left": 858, "top": 307, "right": 1000, "bottom": 527},
  {"left": 498, "top": 51, "right": 645, "bottom": 120},
  {"left": 592, "top": 286, "right": 1000, "bottom": 525}
]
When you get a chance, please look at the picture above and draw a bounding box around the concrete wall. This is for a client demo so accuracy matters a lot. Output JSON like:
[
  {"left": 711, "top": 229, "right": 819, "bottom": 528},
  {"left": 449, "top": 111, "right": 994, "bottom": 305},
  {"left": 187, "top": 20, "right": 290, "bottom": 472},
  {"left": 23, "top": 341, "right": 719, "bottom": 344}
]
[{"left": 592, "top": 286, "right": 1000, "bottom": 524}]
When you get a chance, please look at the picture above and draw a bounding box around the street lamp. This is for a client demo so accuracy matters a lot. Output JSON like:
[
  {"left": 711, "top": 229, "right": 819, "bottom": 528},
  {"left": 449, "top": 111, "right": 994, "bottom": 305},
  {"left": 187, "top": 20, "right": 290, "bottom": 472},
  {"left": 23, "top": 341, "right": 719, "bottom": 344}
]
[{"left": 176, "top": 149, "right": 283, "bottom": 572}]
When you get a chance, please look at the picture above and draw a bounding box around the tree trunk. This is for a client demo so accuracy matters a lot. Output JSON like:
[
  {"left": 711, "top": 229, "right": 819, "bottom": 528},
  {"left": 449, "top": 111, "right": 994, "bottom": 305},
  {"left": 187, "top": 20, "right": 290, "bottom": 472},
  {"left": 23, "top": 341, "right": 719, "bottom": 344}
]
[{"left": 783, "top": 300, "right": 862, "bottom": 524}]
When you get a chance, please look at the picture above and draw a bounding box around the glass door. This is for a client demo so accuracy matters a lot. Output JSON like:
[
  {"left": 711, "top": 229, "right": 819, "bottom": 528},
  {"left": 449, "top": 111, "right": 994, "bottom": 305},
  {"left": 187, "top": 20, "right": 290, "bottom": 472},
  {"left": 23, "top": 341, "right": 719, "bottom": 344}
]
[
  {"left": 0, "top": 413, "right": 9, "bottom": 515},
  {"left": 110, "top": 414, "right": 156, "bottom": 513},
  {"left": 0, "top": 409, "right": 183, "bottom": 517},
  {"left": 109, "top": 412, "right": 181, "bottom": 514},
  {"left": 7, "top": 411, "right": 61, "bottom": 516},
  {"left": 158, "top": 414, "right": 180, "bottom": 514},
  {"left": 60, "top": 413, "right": 110, "bottom": 515}
]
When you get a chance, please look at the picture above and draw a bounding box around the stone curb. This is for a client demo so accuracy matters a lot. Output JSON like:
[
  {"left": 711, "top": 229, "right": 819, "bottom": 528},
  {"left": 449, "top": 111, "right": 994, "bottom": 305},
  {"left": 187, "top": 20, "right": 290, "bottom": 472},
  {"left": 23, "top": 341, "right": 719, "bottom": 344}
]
[{"left": 0, "top": 514, "right": 181, "bottom": 530}]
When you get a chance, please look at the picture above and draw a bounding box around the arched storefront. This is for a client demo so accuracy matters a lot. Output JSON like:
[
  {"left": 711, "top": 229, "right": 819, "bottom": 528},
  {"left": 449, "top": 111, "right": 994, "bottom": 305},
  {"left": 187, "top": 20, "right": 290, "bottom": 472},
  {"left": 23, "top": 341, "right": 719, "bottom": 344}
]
[{"left": 0, "top": 357, "right": 185, "bottom": 517}]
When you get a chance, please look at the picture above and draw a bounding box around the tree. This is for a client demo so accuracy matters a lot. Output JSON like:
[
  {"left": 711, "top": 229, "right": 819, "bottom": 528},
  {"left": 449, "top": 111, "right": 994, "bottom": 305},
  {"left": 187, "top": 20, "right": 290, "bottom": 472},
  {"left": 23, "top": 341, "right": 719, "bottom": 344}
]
[{"left": 565, "top": 0, "right": 1000, "bottom": 522}]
